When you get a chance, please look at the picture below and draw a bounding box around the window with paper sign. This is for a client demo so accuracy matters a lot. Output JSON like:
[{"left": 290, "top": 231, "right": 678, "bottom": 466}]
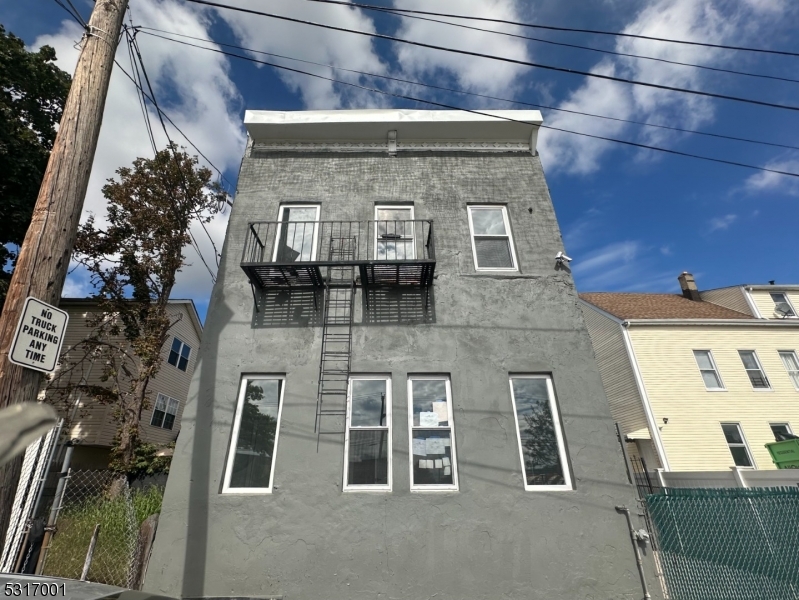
[{"left": 408, "top": 376, "right": 458, "bottom": 491}]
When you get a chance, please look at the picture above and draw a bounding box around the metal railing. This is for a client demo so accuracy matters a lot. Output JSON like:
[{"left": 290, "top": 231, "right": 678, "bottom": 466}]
[{"left": 242, "top": 220, "right": 435, "bottom": 265}]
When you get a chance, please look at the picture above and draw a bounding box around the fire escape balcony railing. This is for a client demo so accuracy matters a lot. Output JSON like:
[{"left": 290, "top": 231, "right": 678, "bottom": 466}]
[{"left": 241, "top": 220, "right": 436, "bottom": 289}]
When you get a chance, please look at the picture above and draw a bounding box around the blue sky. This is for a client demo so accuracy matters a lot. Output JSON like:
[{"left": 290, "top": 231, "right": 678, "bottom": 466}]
[{"left": 3, "top": 0, "right": 798, "bottom": 321}]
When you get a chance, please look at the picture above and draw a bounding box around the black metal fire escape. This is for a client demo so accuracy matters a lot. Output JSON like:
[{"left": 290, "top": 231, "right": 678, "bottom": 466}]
[{"left": 240, "top": 219, "right": 435, "bottom": 451}]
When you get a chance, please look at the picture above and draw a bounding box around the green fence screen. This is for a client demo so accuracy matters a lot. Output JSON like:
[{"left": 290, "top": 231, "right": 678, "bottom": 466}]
[{"left": 646, "top": 487, "right": 799, "bottom": 600}]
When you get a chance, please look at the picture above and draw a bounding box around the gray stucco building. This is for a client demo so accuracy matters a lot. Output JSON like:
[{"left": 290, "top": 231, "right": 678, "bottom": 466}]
[{"left": 145, "top": 110, "right": 658, "bottom": 600}]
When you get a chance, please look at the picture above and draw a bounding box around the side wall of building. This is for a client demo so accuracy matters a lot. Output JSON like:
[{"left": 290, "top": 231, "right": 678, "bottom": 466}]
[
  {"left": 629, "top": 325, "right": 799, "bottom": 471},
  {"left": 699, "top": 287, "right": 752, "bottom": 316},
  {"left": 146, "top": 151, "right": 651, "bottom": 600},
  {"left": 749, "top": 289, "right": 799, "bottom": 320}
]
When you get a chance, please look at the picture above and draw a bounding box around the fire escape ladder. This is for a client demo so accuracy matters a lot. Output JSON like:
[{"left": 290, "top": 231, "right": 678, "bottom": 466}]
[{"left": 315, "top": 237, "right": 357, "bottom": 450}]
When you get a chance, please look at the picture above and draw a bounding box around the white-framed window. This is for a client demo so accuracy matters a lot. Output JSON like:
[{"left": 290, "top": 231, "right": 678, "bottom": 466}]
[
  {"left": 778, "top": 351, "right": 799, "bottom": 390},
  {"left": 167, "top": 337, "right": 191, "bottom": 372},
  {"left": 770, "top": 292, "right": 797, "bottom": 318},
  {"left": 467, "top": 205, "right": 518, "bottom": 271},
  {"left": 150, "top": 393, "right": 179, "bottom": 430},
  {"left": 344, "top": 375, "right": 392, "bottom": 491},
  {"left": 375, "top": 205, "right": 414, "bottom": 260},
  {"left": 273, "top": 204, "right": 321, "bottom": 262},
  {"left": 770, "top": 422, "right": 793, "bottom": 440},
  {"left": 509, "top": 375, "right": 572, "bottom": 491},
  {"left": 222, "top": 375, "right": 285, "bottom": 494},
  {"left": 693, "top": 350, "right": 725, "bottom": 390},
  {"left": 720, "top": 423, "right": 755, "bottom": 468},
  {"left": 407, "top": 376, "right": 458, "bottom": 491},
  {"left": 738, "top": 350, "right": 770, "bottom": 389}
]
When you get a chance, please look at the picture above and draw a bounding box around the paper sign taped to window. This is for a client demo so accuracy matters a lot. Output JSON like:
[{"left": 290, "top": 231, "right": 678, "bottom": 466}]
[
  {"left": 419, "top": 459, "right": 430, "bottom": 469},
  {"left": 442, "top": 457, "right": 451, "bottom": 467},
  {"left": 434, "top": 459, "right": 443, "bottom": 469},
  {"left": 412, "top": 438, "right": 427, "bottom": 456},
  {"left": 432, "top": 401, "right": 448, "bottom": 424},
  {"left": 426, "top": 437, "right": 445, "bottom": 455},
  {"left": 419, "top": 411, "right": 439, "bottom": 427},
  {"left": 443, "top": 438, "right": 451, "bottom": 447},
  {"left": 444, "top": 466, "right": 451, "bottom": 476}
]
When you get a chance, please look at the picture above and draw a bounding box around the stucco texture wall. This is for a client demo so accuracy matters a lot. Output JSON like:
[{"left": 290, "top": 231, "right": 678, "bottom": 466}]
[{"left": 145, "top": 151, "right": 656, "bottom": 600}]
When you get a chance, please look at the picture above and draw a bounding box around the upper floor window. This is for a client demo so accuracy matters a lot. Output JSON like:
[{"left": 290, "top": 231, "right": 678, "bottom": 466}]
[
  {"left": 770, "top": 292, "right": 796, "bottom": 318},
  {"left": 223, "top": 376, "right": 285, "bottom": 493},
  {"left": 770, "top": 422, "right": 793, "bottom": 441},
  {"left": 408, "top": 376, "right": 458, "bottom": 491},
  {"left": 693, "top": 350, "right": 724, "bottom": 390},
  {"left": 274, "top": 204, "right": 320, "bottom": 262},
  {"left": 151, "top": 393, "right": 179, "bottom": 430},
  {"left": 779, "top": 351, "right": 799, "bottom": 390},
  {"left": 467, "top": 206, "right": 518, "bottom": 271},
  {"left": 738, "top": 350, "right": 770, "bottom": 389},
  {"left": 375, "top": 205, "right": 414, "bottom": 260},
  {"left": 344, "top": 375, "right": 392, "bottom": 491},
  {"left": 720, "top": 423, "right": 754, "bottom": 467},
  {"left": 168, "top": 337, "right": 191, "bottom": 372},
  {"left": 509, "top": 375, "right": 572, "bottom": 491}
]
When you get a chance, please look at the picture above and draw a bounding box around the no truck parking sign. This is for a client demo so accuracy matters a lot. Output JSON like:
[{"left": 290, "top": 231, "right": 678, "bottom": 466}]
[{"left": 9, "top": 297, "right": 69, "bottom": 373}]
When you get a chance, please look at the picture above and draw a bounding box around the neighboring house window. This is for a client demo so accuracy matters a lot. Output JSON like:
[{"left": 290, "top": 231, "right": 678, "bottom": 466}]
[
  {"left": 721, "top": 423, "right": 754, "bottom": 467},
  {"left": 467, "top": 206, "right": 518, "bottom": 271},
  {"left": 770, "top": 423, "right": 793, "bottom": 440},
  {"left": 344, "top": 376, "right": 392, "bottom": 491},
  {"left": 223, "top": 376, "right": 285, "bottom": 493},
  {"left": 738, "top": 350, "right": 770, "bottom": 389},
  {"left": 408, "top": 376, "right": 458, "bottom": 491},
  {"left": 375, "top": 205, "right": 414, "bottom": 260},
  {"left": 273, "top": 204, "right": 320, "bottom": 262},
  {"left": 770, "top": 292, "right": 796, "bottom": 318},
  {"left": 693, "top": 350, "right": 724, "bottom": 390},
  {"left": 509, "top": 375, "right": 572, "bottom": 491},
  {"left": 168, "top": 337, "right": 191, "bottom": 372},
  {"left": 778, "top": 351, "right": 799, "bottom": 390},
  {"left": 151, "top": 393, "right": 179, "bottom": 430}
]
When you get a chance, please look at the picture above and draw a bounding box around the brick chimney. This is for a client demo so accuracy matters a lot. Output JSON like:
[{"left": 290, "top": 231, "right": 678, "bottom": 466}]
[{"left": 678, "top": 272, "right": 701, "bottom": 301}]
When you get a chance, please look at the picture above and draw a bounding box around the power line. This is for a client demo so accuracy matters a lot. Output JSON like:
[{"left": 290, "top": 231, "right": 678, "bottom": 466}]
[
  {"left": 289, "top": 1, "right": 799, "bottom": 84},
  {"left": 51, "top": 0, "right": 87, "bottom": 28},
  {"left": 138, "top": 27, "right": 799, "bottom": 153},
  {"left": 297, "top": 0, "right": 799, "bottom": 58},
  {"left": 180, "top": 0, "right": 799, "bottom": 113},
  {"left": 127, "top": 19, "right": 157, "bottom": 155},
  {"left": 146, "top": 32, "right": 799, "bottom": 179}
]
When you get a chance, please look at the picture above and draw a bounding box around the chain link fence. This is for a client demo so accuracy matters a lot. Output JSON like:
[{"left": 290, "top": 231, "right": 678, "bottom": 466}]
[
  {"left": 31, "top": 469, "right": 162, "bottom": 588},
  {"left": 646, "top": 487, "right": 799, "bottom": 600}
]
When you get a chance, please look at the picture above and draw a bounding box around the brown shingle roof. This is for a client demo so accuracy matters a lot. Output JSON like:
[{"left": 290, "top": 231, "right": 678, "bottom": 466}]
[{"left": 580, "top": 292, "right": 754, "bottom": 320}]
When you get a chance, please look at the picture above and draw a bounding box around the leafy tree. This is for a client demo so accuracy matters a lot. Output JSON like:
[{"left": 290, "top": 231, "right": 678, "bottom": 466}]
[
  {"left": 522, "top": 402, "right": 564, "bottom": 486},
  {"left": 0, "top": 25, "right": 71, "bottom": 310},
  {"left": 46, "top": 145, "right": 225, "bottom": 472}
]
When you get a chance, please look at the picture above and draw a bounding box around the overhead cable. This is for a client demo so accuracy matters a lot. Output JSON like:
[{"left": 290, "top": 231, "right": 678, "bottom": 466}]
[
  {"left": 179, "top": 0, "right": 799, "bottom": 113},
  {"left": 138, "top": 27, "right": 799, "bottom": 152},
  {"left": 295, "top": 0, "right": 799, "bottom": 58},
  {"left": 146, "top": 32, "right": 799, "bottom": 179}
]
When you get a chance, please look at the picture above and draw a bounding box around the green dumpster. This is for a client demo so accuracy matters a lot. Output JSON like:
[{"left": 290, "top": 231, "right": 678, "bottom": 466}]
[{"left": 766, "top": 439, "right": 799, "bottom": 468}]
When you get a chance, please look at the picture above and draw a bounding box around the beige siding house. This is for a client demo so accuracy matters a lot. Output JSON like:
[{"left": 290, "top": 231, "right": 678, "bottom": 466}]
[
  {"left": 580, "top": 274, "right": 799, "bottom": 473},
  {"left": 46, "top": 298, "right": 202, "bottom": 468}
]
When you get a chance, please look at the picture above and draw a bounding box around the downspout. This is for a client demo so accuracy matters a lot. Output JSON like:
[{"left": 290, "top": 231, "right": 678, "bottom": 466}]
[
  {"left": 620, "top": 322, "right": 670, "bottom": 471},
  {"left": 616, "top": 506, "right": 652, "bottom": 600}
]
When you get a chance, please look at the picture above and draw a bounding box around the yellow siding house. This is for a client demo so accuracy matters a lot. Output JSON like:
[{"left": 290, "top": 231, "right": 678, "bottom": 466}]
[{"left": 580, "top": 273, "right": 799, "bottom": 473}]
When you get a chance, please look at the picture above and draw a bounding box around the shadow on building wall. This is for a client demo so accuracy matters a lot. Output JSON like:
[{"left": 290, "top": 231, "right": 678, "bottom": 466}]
[{"left": 361, "top": 286, "right": 436, "bottom": 325}]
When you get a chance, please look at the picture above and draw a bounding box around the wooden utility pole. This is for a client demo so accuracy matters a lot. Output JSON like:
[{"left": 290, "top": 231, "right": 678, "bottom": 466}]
[{"left": 0, "top": 0, "right": 129, "bottom": 550}]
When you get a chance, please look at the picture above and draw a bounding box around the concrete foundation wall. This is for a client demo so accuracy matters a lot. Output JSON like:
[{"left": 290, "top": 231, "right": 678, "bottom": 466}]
[{"left": 145, "top": 151, "right": 656, "bottom": 599}]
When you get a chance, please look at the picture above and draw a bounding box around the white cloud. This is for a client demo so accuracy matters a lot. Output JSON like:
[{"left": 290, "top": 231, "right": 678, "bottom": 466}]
[
  {"left": 708, "top": 214, "right": 738, "bottom": 231},
  {"left": 34, "top": 0, "right": 246, "bottom": 303},
  {"left": 393, "top": 0, "right": 531, "bottom": 99},
  {"left": 214, "top": 0, "right": 389, "bottom": 108},
  {"left": 744, "top": 159, "right": 799, "bottom": 197},
  {"left": 538, "top": 0, "right": 792, "bottom": 175}
]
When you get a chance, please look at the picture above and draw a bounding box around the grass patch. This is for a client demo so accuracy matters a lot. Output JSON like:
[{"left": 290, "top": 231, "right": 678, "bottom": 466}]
[{"left": 42, "top": 484, "right": 163, "bottom": 587}]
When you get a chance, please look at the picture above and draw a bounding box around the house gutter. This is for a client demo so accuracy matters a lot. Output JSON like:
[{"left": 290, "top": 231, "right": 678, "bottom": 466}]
[
  {"left": 621, "top": 322, "right": 671, "bottom": 471},
  {"left": 624, "top": 319, "right": 798, "bottom": 327}
]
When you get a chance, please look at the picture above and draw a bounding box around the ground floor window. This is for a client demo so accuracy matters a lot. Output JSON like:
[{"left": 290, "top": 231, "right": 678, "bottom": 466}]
[
  {"left": 509, "top": 375, "right": 572, "bottom": 491},
  {"left": 408, "top": 376, "right": 458, "bottom": 491},
  {"left": 223, "top": 375, "right": 285, "bottom": 493},
  {"left": 344, "top": 375, "right": 392, "bottom": 491}
]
